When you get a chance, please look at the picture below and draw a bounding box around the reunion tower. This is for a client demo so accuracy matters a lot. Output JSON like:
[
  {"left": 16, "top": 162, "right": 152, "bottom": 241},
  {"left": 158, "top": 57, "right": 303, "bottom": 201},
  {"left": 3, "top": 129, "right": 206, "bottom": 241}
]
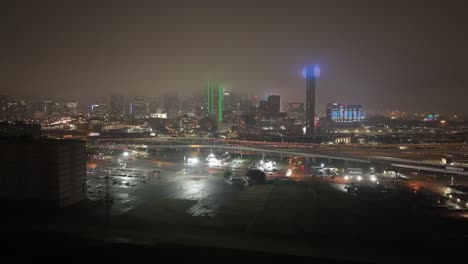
[{"left": 302, "top": 65, "right": 320, "bottom": 136}]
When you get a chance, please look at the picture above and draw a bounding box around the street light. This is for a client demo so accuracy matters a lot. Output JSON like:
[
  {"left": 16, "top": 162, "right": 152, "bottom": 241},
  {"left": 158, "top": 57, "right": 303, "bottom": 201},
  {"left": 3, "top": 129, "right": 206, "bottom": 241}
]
[{"left": 123, "top": 151, "right": 129, "bottom": 157}]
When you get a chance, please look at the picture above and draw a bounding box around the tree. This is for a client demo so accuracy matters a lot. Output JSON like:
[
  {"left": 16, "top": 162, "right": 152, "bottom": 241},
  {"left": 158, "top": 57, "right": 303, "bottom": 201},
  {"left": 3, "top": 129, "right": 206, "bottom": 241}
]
[
  {"left": 223, "top": 170, "right": 233, "bottom": 178},
  {"left": 246, "top": 169, "right": 266, "bottom": 184}
]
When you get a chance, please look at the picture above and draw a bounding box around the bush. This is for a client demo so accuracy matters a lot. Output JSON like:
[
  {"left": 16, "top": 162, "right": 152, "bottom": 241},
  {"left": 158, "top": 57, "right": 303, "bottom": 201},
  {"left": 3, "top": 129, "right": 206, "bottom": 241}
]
[{"left": 246, "top": 169, "right": 266, "bottom": 184}]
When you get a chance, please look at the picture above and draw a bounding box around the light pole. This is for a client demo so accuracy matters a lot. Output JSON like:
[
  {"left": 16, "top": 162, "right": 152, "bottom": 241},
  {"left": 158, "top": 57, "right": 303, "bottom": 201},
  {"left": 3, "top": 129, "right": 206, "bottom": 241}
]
[{"left": 106, "top": 171, "right": 112, "bottom": 226}]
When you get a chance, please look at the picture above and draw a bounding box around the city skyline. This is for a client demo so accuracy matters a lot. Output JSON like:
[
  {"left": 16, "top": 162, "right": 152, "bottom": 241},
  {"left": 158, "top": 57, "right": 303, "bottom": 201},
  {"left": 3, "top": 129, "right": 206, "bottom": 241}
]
[
  {"left": 2, "top": 0, "right": 468, "bottom": 115},
  {"left": 3, "top": 1, "right": 468, "bottom": 261},
  {"left": 0, "top": 91, "right": 466, "bottom": 117}
]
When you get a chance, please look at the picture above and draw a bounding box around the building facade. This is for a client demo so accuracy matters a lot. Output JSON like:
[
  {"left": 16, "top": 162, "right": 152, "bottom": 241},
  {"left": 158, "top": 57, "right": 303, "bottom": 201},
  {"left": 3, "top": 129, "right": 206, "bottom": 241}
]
[
  {"left": 0, "top": 138, "right": 87, "bottom": 208},
  {"left": 130, "top": 96, "right": 149, "bottom": 118},
  {"left": 109, "top": 95, "right": 125, "bottom": 119},
  {"left": 326, "top": 103, "right": 363, "bottom": 123},
  {"left": 287, "top": 102, "right": 304, "bottom": 125}
]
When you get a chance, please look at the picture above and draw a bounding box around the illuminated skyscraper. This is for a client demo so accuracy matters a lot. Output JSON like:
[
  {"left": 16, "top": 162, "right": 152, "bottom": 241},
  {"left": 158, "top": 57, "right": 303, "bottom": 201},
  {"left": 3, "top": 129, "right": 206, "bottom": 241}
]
[
  {"left": 302, "top": 65, "right": 320, "bottom": 136},
  {"left": 206, "top": 80, "right": 224, "bottom": 122}
]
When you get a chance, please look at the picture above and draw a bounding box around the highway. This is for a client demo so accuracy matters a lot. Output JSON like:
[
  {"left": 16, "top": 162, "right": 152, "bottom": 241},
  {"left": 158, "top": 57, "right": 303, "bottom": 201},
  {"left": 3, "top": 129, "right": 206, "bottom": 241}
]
[{"left": 96, "top": 138, "right": 468, "bottom": 175}]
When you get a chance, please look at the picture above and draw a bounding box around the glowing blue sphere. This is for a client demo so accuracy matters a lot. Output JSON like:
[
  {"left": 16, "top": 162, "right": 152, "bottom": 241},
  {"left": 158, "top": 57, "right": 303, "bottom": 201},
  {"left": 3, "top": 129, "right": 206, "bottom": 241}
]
[{"left": 302, "top": 65, "right": 320, "bottom": 79}]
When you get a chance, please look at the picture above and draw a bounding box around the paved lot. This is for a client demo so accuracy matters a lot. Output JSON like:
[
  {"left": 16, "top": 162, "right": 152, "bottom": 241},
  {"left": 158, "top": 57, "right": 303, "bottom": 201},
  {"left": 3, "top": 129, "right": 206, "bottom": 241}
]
[{"left": 3, "top": 149, "right": 467, "bottom": 263}]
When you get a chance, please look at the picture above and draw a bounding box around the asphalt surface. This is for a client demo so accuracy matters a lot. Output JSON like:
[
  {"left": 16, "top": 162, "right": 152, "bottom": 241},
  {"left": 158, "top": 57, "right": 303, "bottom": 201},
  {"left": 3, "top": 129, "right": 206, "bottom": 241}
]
[{"left": 3, "top": 148, "right": 468, "bottom": 263}]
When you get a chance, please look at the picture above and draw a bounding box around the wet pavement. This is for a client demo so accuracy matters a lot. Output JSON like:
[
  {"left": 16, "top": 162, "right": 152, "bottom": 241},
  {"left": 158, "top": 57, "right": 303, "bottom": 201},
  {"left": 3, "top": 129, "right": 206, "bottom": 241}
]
[{"left": 86, "top": 153, "right": 254, "bottom": 218}]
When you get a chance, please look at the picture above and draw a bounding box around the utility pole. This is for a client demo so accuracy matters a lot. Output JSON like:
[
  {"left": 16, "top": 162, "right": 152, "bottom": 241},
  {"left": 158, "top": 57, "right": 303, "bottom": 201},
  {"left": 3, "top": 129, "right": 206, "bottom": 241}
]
[{"left": 106, "top": 171, "right": 111, "bottom": 226}]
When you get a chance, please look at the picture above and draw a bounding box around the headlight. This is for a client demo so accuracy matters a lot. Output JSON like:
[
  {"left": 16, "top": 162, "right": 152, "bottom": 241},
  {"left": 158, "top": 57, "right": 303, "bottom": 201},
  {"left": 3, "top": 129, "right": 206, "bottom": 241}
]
[
  {"left": 344, "top": 176, "right": 349, "bottom": 180},
  {"left": 357, "top": 176, "right": 362, "bottom": 181},
  {"left": 370, "top": 175, "right": 377, "bottom": 181}
]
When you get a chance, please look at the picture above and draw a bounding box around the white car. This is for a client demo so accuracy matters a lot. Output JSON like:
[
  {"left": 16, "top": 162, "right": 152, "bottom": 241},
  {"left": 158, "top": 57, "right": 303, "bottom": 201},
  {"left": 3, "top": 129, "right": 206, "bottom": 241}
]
[{"left": 229, "top": 175, "right": 248, "bottom": 185}]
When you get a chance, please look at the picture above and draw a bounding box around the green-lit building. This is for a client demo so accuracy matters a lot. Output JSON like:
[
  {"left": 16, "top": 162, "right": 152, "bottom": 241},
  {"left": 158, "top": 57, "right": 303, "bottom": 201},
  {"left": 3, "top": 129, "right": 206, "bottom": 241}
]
[{"left": 206, "top": 80, "right": 224, "bottom": 122}]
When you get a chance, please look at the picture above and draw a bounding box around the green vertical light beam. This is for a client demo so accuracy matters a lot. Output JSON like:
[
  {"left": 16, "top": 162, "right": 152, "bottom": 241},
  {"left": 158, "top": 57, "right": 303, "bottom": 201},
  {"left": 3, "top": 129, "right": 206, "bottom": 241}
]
[
  {"left": 218, "top": 82, "right": 223, "bottom": 122},
  {"left": 210, "top": 80, "right": 214, "bottom": 113}
]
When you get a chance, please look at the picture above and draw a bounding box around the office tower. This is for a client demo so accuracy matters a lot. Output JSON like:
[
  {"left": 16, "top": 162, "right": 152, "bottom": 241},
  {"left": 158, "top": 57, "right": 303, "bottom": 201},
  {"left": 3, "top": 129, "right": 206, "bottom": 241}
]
[
  {"left": 258, "top": 100, "right": 268, "bottom": 116},
  {"left": 267, "top": 95, "right": 280, "bottom": 116},
  {"left": 287, "top": 102, "right": 305, "bottom": 125},
  {"left": 223, "top": 91, "right": 239, "bottom": 112},
  {"left": 130, "top": 96, "right": 149, "bottom": 118},
  {"left": 109, "top": 95, "right": 124, "bottom": 119}
]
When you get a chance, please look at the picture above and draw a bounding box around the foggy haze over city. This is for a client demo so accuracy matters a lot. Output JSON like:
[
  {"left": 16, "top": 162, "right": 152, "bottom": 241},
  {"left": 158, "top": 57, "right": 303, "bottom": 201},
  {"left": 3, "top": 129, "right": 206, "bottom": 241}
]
[
  {"left": 4, "top": 1, "right": 468, "bottom": 262},
  {"left": 2, "top": 0, "right": 468, "bottom": 114}
]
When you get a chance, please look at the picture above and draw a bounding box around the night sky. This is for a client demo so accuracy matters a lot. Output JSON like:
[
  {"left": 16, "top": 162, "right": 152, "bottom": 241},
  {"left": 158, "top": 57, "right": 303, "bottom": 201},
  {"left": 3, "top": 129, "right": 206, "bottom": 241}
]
[{"left": 2, "top": 0, "right": 468, "bottom": 114}]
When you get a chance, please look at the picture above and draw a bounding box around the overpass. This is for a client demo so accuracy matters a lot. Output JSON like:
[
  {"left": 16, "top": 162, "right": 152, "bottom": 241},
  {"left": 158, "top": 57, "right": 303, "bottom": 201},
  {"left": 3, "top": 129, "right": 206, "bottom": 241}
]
[
  {"left": 96, "top": 139, "right": 468, "bottom": 175},
  {"left": 100, "top": 143, "right": 373, "bottom": 164}
]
